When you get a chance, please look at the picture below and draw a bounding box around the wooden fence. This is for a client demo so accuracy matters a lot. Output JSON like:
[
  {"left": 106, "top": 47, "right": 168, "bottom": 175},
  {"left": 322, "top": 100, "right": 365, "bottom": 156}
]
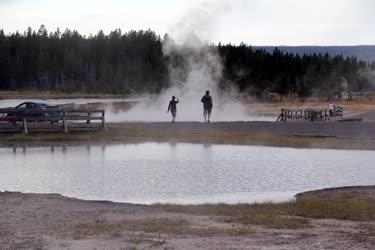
[
  {"left": 0, "top": 108, "right": 106, "bottom": 134},
  {"left": 276, "top": 106, "right": 343, "bottom": 122}
]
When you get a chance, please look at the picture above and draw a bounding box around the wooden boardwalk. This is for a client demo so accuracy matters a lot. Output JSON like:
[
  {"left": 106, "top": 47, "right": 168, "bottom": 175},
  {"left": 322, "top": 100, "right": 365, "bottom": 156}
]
[
  {"left": 276, "top": 106, "right": 343, "bottom": 122},
  {"left": 0, "top": 108, "right": 106, "bottom": 134}
]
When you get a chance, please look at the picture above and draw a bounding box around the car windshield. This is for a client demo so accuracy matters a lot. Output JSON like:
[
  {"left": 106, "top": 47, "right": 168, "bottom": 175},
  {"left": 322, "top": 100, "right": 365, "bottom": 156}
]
[
  {"left": 16, "top": 103, "right": 48, "bottom": 109},
  {"left": 26, "top": 103, "right": 38, "bottom": 109},
  {"left": 17, "top": 103, "right": 27, "bottom": 109}
]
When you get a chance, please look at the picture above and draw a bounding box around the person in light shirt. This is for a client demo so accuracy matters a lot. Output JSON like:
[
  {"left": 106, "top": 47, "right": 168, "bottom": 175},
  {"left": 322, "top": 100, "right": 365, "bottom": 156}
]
[
  {"left": 328, "top": 103, "right": 334, "bottom": 117},
  {"left": 167, "top": 96, "right": 179, "bottom": 122}
]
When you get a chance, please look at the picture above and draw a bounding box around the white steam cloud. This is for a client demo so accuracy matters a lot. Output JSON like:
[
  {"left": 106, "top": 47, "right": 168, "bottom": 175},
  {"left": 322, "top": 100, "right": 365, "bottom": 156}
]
[
  {"left": 359, "top": 68, "right": 375, "bottom": 88},
  {"left": 109, "top": 0, "right": 258, "bottom": 122},
  {"left": 170, "top": 0, "right": 232, "bottom": 44}
]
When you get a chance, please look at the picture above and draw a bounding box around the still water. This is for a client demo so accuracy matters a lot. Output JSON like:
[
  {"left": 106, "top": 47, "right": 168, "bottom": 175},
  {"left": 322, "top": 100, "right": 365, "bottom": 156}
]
[{"left": 1, "top": 143, "right": 374, "bottom": 204}]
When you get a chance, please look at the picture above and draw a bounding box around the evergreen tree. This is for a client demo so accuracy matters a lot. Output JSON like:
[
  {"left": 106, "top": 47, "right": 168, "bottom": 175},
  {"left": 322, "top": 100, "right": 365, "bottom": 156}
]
[{"left": 0, "top": 26, "right": 373, "bottom": 99}]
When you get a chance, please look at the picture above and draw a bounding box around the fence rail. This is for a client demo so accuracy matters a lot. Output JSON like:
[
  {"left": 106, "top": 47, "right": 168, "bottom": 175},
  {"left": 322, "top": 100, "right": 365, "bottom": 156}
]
[
  {"left": 276, "top": 106, "right": 343, "bottom": 122},
  {"left": 0, "top": 108, "right": 106, "bottom": 134}
]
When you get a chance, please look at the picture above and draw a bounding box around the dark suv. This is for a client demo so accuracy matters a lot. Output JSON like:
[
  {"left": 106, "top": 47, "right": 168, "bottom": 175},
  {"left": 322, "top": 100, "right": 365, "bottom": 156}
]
[{"left": 7, "top": 102, "right": 64, "bottom": 123}]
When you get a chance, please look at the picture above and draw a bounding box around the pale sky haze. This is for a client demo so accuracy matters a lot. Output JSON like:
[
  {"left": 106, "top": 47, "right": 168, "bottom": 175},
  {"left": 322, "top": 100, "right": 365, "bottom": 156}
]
[{"left": 0, "top": 0, "right": 374, "bottom": 45}]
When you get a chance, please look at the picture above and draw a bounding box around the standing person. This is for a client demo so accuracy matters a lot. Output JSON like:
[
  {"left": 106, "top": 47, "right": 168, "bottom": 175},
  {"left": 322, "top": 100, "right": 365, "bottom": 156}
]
[
  {"left": 167, "top": 96, "right": 179, "bottom": 122},
  {"left": 328, "top": 102, "right": 334, "bottom": 117},
  {"left": 201, "top": 90, "right": 213, "bottom": 123}
]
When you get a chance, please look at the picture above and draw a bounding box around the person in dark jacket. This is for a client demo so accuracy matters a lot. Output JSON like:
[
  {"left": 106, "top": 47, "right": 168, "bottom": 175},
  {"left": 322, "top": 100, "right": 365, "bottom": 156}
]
[
  {"left": 201, "top": 90, "right": 213, "bottom": 123},
  {"left": 167, "top": 96, "right": 179, "bottom": 122}
]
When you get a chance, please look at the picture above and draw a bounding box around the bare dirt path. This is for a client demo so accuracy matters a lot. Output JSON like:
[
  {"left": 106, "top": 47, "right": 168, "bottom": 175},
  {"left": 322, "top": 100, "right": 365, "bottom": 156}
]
[
  {"left": 109, "top": 119, "right": 375, "bottom": 139},
  {"left": 1, "top": 189, "right": 374, "bottom": 249},
  {"left": 2, "top": 119, "right": 375, "bottom": 150},
  {"left": 2, "top": 119, "right": 375, "bottom": 139}
]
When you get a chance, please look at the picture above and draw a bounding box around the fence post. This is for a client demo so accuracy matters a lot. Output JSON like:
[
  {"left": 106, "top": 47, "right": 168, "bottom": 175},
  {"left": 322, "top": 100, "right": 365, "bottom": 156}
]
[
  {"left": 102, "top": 110, "right": 107, "bottom": 132},
  {"left": 285, "top": 109, "right": 288, "bottom": 120},
  {"left": 22, "top": 117, "right": 28, "bottom": 134},
  {"left": 86, "top": 111, "right": 91, "bottom": 124},
  {"left": 280, "top": 109, "right": 284, "bottom": 122},
  {"left": 62, "top": 111, "right": 68, "bottom": 133}
]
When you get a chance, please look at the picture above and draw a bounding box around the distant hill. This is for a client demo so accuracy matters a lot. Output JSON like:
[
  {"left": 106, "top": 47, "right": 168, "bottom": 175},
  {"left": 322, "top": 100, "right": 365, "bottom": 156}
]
[{"left": 254, "top": 46, "right": 375, "bottom": 63}]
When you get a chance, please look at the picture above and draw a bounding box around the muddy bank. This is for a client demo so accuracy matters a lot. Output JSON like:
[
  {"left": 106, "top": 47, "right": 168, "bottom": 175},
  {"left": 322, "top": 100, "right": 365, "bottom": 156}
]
[
  {"left": 1, "top": 186, "right": 374, "bottom": 249},
  {"left": 2, "top": 121, "right": 375, "bottom": 150},
  {"left": 108, "top": 120, "right": 375, "bottom": 140},
  {"left": 2, "top": 120, "right": 375, "bottom": 141}
]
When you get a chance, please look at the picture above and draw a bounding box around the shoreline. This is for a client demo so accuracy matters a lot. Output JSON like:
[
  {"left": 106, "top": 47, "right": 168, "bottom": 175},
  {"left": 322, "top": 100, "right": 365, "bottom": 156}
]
[
  {"left": 2, "top": 184, "right": 374, "bottom": 205},
  {"left": 1, "top": 121, "right": 375, "bottom": 150},
  {"left": 1, "top": 186, "right": 374, "bottom": 249},
  {"left": 2, "top": 137, "right": 375, "bottom": 152},
  {"left": 2, "top": 185, "right": 373, "bottom": 206},
  {"left": 0, "top": 188, "right": 298, "bottom": 206}
]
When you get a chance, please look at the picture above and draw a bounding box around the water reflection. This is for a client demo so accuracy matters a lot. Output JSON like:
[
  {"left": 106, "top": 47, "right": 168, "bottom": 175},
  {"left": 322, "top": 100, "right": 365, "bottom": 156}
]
[
  {"left": 8, "top": 143, "right": 107, "bottom": 158},
  {"left": 1, "top": 142, "right": 375, "bottom": 204}
]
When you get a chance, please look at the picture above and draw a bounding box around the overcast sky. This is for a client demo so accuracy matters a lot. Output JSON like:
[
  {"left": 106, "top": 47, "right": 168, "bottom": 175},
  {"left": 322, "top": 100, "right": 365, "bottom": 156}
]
[{"left": 0, "top": 0, "right": 374, "bottom": 45}]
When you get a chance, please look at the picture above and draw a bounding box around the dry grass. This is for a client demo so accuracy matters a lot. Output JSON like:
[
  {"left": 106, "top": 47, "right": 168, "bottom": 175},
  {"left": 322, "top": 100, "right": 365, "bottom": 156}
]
[
  {"left": 229, "top": 214, "right": 309, "bottom": 229},
  {"left": 294, "top": 197, "right": 375, "bottom": 220},
  {"left": 154, "top": 203, "right": 309, "bottom": 229},
  {"left": 74, "top": 218, "right": 189, "bottom": 238},
  {"left": 73, "top": 217, "right": 255, "bottom": 239},
  {"left": 156, "top": 196, "right": 375, "bottom": 229}
]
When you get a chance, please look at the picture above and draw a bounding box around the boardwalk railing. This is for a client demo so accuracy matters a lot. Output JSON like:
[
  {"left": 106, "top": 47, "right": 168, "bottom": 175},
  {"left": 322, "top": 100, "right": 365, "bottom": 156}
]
[
  {"left": 276, "top": 106, "right": 343, "bottom": 122},
  {"left": 0, "top": 108, "right": 106, "bottom": 134},
  {"left": 334, "top": 106, "right": 343, "bottom": 117}
]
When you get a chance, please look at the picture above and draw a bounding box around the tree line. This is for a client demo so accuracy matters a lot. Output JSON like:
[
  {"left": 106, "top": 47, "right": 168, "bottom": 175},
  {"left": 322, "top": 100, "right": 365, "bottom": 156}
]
[
  {"left": 0, "top": 25, "right": 167, "bottom": 94},
  {"left": 0, "top": 26, "right": 374, "bottom": 100},
  {"left": 219, "top": 44, "right": 375, "bottom": 101}
]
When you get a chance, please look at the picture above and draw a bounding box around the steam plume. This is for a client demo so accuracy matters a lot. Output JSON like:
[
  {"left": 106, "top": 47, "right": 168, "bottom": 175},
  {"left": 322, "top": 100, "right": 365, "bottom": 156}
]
[{"left": 110, "top": 0, "right": 253, "bottom": 122}]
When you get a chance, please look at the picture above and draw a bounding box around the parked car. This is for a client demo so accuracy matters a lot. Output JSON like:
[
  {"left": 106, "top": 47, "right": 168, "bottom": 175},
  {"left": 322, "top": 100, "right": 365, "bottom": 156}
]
[{"left": 6, "top": 102, "right": 64, "bottom": 123}]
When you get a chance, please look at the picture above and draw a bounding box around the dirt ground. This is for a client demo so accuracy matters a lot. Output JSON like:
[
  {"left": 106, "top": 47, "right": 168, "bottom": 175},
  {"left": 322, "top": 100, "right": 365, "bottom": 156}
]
[
  {"left": 1, "top": 187, "right": 374, "bottom": 249},
  {"left": 108, "top": 118, "right": 375, "bottom": 140}
]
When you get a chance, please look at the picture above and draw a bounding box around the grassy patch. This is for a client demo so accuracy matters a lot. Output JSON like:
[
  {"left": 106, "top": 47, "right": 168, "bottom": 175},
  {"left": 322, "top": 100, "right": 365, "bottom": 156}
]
[
  {"left": 73, "top": 217, "right": 255, "bottom": 239},
  {"left": 295, "top": 197, "right": 375, "bottom": 220},
  {"left": 74, "top": 218, "right": 188, "bottom": 238},
  {"left": 155, "top": 196, "right": 375, "bottom": 229},
  {"left": 229, "top": 213, "right": 309, "bottom": 229},
  {"left": 154, "top": 203, "right": 309, "bottom": 229}
]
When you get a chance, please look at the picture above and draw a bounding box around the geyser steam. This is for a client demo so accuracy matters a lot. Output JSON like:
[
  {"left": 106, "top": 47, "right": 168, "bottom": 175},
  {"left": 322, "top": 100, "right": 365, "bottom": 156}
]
[
  {"left": 112, "top": 34, "right": 249, "bottom": 122},
  {"left": 109, "top": 0, "right": 251, "bottom": 122}
]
